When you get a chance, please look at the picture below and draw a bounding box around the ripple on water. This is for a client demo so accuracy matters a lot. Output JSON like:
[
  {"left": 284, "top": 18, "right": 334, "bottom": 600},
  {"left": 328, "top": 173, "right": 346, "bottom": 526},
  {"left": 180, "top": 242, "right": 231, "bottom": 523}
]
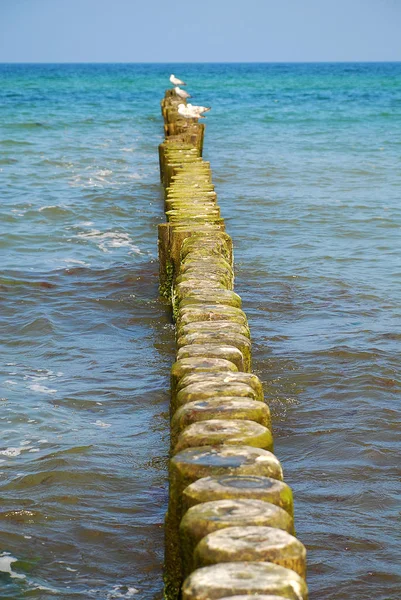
[
  {"left": 1, "top": 104, "right": 170, "bottom": 596},
  {"left": 1, "top": 62, "right": 401, "bottom": 599}
]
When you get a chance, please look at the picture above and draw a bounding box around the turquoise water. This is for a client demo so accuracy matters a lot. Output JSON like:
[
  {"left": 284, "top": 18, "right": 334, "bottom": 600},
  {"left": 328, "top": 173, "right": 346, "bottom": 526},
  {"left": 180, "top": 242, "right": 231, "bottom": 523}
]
[{"left": 1, "top": 63, "right": 401, "bottom": 599}]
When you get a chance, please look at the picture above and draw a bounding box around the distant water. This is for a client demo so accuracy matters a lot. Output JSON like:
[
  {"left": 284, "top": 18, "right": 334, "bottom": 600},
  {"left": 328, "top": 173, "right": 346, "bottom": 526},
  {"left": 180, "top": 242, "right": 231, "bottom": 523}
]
[{"left": 1, "top": 63, "right": 400, "bottom": 599}]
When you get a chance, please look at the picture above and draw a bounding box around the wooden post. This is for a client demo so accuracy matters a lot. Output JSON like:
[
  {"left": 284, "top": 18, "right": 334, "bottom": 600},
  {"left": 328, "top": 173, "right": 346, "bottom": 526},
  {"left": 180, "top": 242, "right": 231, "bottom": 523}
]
[{"left": 157, "top": 88, "right": 308, "bottom": 600}]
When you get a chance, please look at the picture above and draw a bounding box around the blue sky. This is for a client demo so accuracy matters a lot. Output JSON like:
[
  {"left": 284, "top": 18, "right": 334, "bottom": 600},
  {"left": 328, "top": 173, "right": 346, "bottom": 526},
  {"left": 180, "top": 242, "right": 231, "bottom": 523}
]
[{"left": 1, "top": 0, "right": 400, "bottom": 62}]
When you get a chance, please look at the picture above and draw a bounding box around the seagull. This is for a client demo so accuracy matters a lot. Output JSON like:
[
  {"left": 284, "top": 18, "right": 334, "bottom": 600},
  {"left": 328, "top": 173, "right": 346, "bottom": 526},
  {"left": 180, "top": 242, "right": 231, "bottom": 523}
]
[
  {"left": 170, "top": 74, "right": 186, "bottom": 86},
  {"left": 175, "top": 86, "right": 191, "bottom": 99},
  {"left": 178, "top": 103, "right": 210, "bottom": 119},
  {"left": 187, "top": 103, "right": 211, "bottom": 115}
]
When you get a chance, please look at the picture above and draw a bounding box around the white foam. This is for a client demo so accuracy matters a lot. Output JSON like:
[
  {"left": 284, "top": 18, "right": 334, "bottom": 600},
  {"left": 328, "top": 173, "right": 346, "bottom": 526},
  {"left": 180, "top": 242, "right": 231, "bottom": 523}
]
[
  {"left": 0, "top": 446, "right": 33, "bottom": 457},
  {"left": 5, "top": 380, "right": 17, "bottom": 385},
  {"left": 31, "top": 583, "right": 59, "bottom": 592},
  {"left": 61, "top": 258, "right": 89, "bottom": 266},
  {"left": 76, "top": 229, "right": 141, "bottom": 254},
  {"left": 0, "top": 552, "right": 25, "bottom": 579},
  {"left": 25, "top": 369, "right": 59, "bottom": 395},
  {"left": 29, "top": 383, "right": 57, "bottom": 394},
  {"left": 0, "top": 447, "right": 23, "bottom": 457},
  {"left": 69, "top": 174, "right": 108, "bottom": 188},
  {"left": 72, "top": 222, "right": 94, "bottom": 228},
  {"left": 107, "top": 586, "right": 139, "bottom": 599},
  {"left": 25, "top": 370, "right": 53, "bottom": 381},
  {"left": 38, "top": 205, "right": 63, "bottom": 212},
  {"left": 92, "top": 420, "right": 111, "bottom": 428}
]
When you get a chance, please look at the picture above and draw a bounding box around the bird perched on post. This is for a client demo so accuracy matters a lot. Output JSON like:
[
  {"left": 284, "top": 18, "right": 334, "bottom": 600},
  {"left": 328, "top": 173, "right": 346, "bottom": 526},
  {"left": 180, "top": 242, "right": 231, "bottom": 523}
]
[
  {"left": 170, "top": 74, "right": 186, "bottom": 86},
  {"left": 178, "top": 103, "right": 211, "bottom": 119},
  {"left": 175, "top": 86, "right": 191, "bottom": 99},
  {"left": 187, "top": 103, "right": 211, "bottom": 116}
]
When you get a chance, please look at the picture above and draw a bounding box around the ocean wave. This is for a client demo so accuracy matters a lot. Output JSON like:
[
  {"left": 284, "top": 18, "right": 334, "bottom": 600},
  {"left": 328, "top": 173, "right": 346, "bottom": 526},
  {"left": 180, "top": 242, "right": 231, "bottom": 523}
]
[
  {"left": 19, "top": 317, "right": 55, "bottom": 335},
  {"left": 67, "top": 167, "right": 144, "bottom": 189},
  {"left": 75, "top": 229, "right": 141, "bottom": 254},
  {"left": 0, "top": 157, "right": 18, "bottom": 164},
  {"left": 0, "top": 138, "right": 34, "bottom": 146},
  {"left": 0, "top": 553, "right": 25, "bottom": 579},
  {"left": 4, "top": 121, "right": 49, "bottom": 129},
  {"left": 28, "top": 383, "right": 57, "bottom": 394},
  {"left": 37, "top": 204, "right": 71, "bottom": 216},
  {"left": 60, "top": 258, "right": 90, "bottom": 266},
  {"left": 105, "top": 586, "right": 139, "bottom": 599}
]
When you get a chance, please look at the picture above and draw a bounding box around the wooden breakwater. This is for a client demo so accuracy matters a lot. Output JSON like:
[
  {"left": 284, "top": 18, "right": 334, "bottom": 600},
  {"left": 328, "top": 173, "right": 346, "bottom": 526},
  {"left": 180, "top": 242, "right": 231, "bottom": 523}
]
[{"left": 158, "top": 88, "right": 308, "bottom": 600}]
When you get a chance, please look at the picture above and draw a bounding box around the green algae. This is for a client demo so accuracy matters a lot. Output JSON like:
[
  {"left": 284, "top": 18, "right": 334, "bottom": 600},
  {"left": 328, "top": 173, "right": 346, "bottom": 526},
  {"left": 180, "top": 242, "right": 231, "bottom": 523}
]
[
  {"left": 176, "top": 371, "right": 262, "bottom": 399},
  {"left": 182, "top": 475, "right": 293, "bottom": 517},
  {"left": 194, "top": 526, "right": 306, "bottom": 577},
  {"left": 170, "top": 398, "right": 271, "bottom": 447},
  {"left": 176, "top": 330, "right": 251, "bottom": 372},
  {"left": 170, "top": 358, "right": 238, "bottom": 404},
  {"left": 179, "top": 499, "right": 294, "bottom": 577},
  {"left": 181, "top": 562, "right": 308, "bottom": 600},
  {"left": 177, "top": 344, "right": 246, "bottom": 371},
  {"left": 177, "top": 305, "right": 247, "bottom": 327},
  {"left": 173, "top": 419, "right": 273, "bottom": 455},
  {"left": 173, "top": 381, "right": 259, "bottom": 414}
]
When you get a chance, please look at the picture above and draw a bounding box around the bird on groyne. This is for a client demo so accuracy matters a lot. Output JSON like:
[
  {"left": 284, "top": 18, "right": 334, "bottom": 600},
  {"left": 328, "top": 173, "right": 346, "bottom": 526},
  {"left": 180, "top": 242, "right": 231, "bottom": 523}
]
[
  {"left": 187, "top": 103, "right": 211, "bottom": 115},
  {"left": 178, "top": 103, "right": 211, "bottom": 119},
  {"left": 170, "top": 74, "right": 186, "bottom": 86},
  {"left": 175, "top": 86, "right": 191, "bottom": 99}
]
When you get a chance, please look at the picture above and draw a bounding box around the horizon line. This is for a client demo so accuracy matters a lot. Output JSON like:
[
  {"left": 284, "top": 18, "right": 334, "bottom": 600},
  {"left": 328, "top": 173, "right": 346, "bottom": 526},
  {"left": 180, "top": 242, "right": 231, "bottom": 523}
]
[{"left": 1, "top": 60, "right": 401, "bottom": 65}]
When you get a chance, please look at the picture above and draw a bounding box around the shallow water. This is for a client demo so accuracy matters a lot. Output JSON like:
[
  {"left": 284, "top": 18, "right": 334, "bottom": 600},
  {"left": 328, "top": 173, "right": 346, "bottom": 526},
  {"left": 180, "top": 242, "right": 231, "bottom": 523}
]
[
  {"left": 0, "top": 64, "right": 173, "bottom": 599},
  {"left": 1, "top": 63, "right": 401, "bottom": 599}
]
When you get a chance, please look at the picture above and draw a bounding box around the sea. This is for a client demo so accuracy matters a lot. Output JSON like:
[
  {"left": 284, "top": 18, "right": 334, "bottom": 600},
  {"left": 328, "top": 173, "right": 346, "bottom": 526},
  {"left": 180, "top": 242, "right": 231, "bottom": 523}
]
[{"left": 0, "top": 63, "right": 400, "bottom": 599}]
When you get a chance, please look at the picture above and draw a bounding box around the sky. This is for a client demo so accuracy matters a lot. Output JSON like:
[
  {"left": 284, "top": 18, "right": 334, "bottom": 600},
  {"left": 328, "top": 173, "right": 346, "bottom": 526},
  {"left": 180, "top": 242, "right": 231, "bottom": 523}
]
[{"left": 0, "top": 0, "right": 400, "bottom": 63}]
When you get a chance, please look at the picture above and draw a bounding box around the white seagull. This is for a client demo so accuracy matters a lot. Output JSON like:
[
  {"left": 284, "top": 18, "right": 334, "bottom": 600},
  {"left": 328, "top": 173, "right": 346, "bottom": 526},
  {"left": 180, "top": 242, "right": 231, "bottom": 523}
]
[
  {"left": 170, "top": 74, "right": 186, "bottom": 86},
  {"left": 175, "top": 86, "right": 191, "bottom": 99},
  {"left": 178, "top": 103, "right": 211, "bottom": 119},
  {"left": 187, "top": 103, "right": 211, "bottom": 116}
]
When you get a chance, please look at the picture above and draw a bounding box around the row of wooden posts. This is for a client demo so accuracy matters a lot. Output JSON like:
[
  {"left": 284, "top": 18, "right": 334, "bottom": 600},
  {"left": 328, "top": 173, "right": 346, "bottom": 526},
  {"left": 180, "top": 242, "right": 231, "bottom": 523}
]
[{"left": 158, "top": 88, "right": 309, "bottom": 600}]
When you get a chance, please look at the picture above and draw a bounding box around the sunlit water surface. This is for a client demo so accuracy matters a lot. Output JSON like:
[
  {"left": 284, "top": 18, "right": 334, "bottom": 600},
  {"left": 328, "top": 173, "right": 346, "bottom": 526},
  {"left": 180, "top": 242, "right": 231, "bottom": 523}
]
[{"left": 1, "top": 63, "right": 400, "bottom": 599}]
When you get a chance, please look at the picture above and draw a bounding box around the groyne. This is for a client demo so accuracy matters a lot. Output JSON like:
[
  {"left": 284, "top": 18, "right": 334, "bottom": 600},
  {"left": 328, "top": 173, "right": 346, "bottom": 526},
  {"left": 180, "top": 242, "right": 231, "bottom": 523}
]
[{"left": 158, "top": 88, "right": 308, "bottom": 600}]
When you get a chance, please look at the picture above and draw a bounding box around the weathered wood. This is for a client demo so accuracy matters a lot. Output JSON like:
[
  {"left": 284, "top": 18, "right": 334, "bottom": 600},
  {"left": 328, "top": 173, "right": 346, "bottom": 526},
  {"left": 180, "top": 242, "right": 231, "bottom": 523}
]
[
  {"left": 173, "top": 419, "right": 273, "bottom": 455},
  {"left": 177, "top": 344, "right": 246, "bottom": 371},
  {"left": 171, "top": 357, "right": 239, "bottom": 400},
  {"left": 158, "top": 223, "right": 173, "bottom": 300},
  {"left": 194, "top": 526, "right": 306, "bottom": 577},
  {"left": 158, "top": 87, "right": 307, "bottom": 600},
  {"left": 181, "top": 563, "right": 308, "bottom": 600},
  {"left": 180, "top": 500, "right": 293, "bottom": 576},
  {"left": 182, "top": 475, "right": 293, "bottom": 517},
  {"left": 170, "top": 398, "right": 271, "bottom": 448}
]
